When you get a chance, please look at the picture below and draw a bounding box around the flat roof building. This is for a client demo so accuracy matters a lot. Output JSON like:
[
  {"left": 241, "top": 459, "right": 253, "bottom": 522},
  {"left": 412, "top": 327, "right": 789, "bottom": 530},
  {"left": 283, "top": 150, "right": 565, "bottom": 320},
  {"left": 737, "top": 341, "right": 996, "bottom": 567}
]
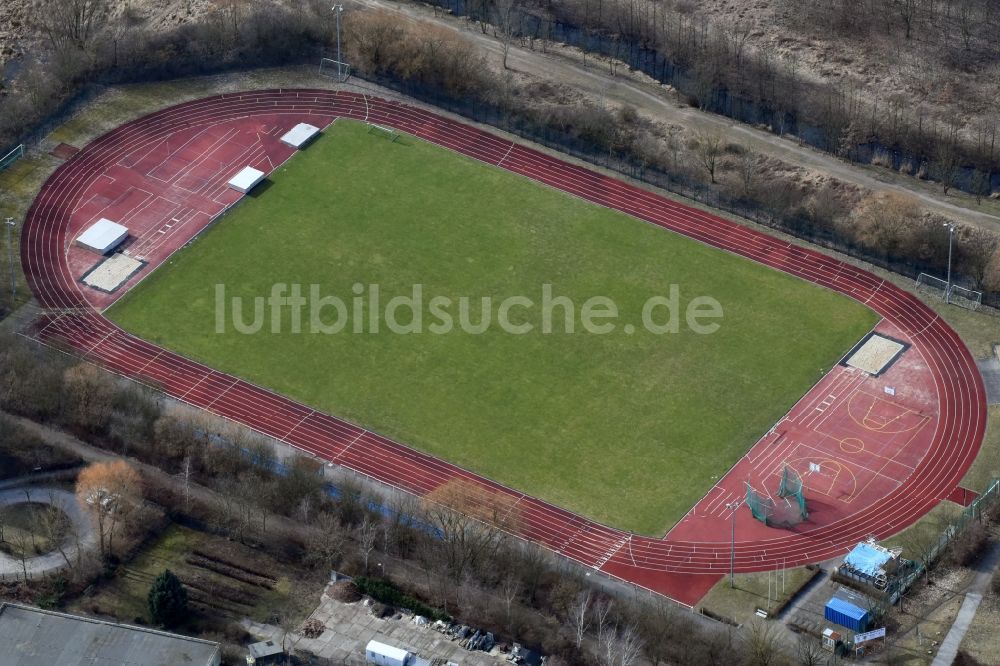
[{"left": 0, "top": 602, "right": 221, "bottom": 666}]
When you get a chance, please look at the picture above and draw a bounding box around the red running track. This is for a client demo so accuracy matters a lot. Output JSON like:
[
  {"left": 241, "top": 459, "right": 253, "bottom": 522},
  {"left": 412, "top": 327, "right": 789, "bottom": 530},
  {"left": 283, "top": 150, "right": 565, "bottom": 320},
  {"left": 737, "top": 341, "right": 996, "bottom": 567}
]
[{"left": 19, "top": 90, "right": 987, "bottom": 606}]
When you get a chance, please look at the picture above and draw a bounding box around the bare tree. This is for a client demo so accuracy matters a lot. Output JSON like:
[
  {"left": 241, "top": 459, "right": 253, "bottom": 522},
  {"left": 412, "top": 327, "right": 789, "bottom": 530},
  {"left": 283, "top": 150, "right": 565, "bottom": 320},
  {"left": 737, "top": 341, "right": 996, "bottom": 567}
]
[
  {"left": 179, "top": 456, "right": 192, "bottom": 512},
  {"left": 617, "top": 622, "right": 645, "bottom": 666},
  {"left": 34, "top": 0, "right": 110, "bottom": 51},
  {"left": 737, "top": 145, "right": 761, "bottom": 197},
  {"left": 743, "top": 619, "right": 784, "bottom": 666},
  {"left": 39, "top": 494, "right": 74, "bottom": 572},
  {"left": 358, "top": 516, "right": 380, "bottom": 574},
  {"left": 890, "top": 0, "right": 921, "bottom": 39},
  {"left": 960, "top": 234, "right": 997, "bottom": 288},
  {"left": 296, "top": 495, "right": 314, "bottom": 524},
  {"left": 500, "top": 573, "right": 521, "bottom": 630},
  {"left": 692, "top": 130, "right": 724, "bottom": 184},
  {"left": 421, "top": 479, "right": 521, "bottom": 581},
  {"left": 304, "top": 513, "right": 347, "bottom": 570},
  {"left": 931, "top": 119, "right": 962, "bottom": 194},
  {"left": 9, "top": 529, "right": 32, "bottom": 580},
  {"left": 344, "top": 10, "right": 406, "bottom": 72},
  {"left": 62, "top": 363, "right": 116, "bottom": 433},
  {"left": 570, "top": 589, "right": 592, "bottom": 648},
  {"left": 723, "top": 18, "right": 753, "bottom": 81},
  {"left": 970, "top": 168, "right": 991, "bottom": 205},
  {"left": 795, "top": 635, "right": 826, "bottom": 665},
  {"left": 494, "top": 0, "right": 522, "bottom": 70},
  {"left": 594, "top": 596, "right": 616, "bottom": 665},
  {"left": 215, "top": 475, "right": 256, "bottom": 544},
  {"left": 599, "top": 623, "right": 617, "bottom": 666}
]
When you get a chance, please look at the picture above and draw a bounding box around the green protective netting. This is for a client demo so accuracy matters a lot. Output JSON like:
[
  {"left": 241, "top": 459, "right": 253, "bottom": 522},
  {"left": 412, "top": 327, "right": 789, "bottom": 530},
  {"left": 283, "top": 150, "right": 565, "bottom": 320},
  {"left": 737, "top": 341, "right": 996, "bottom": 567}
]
[
  {"left": 745, "top": 482, "right": 773, "bottom": 523},
  {"left": 777, "top": 464, "right": 803, "bottom": 497},
  {"left": 746, "top": 466, "right": 808, "bottom": 528},
  {"left": 777, "top": 465, "right": 808, "bottom": 521}
]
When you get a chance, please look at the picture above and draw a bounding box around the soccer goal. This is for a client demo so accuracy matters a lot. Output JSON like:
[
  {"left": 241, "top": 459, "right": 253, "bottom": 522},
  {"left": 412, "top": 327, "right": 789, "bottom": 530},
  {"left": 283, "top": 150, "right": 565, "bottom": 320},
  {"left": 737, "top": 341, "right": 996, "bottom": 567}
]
[
  {"left": 915, "top": 272, "right": 949, "bottom": 299},
  {"left": 916, "top": 272, "right": 982, "bottom": 310},
  {"left": 318, "top": 58, "right": 351, "bottom": 82},
  {"left": 367, "top": 123, "right": 400, "bottom": 143},
  {"left": 949, "top": 285, "right": 983, "bottom": 310},
  {"left": 0, "top": 144, "right": 24, "bottom": 173}
]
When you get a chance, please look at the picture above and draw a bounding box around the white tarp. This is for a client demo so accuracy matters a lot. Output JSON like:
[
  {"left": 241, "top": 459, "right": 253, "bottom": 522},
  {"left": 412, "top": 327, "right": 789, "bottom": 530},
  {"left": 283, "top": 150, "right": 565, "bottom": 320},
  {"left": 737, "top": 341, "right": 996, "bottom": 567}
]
[
  {"left": 76, "top": 218, "right": 128, "bottom": 254},
  {"left": 227, "top": 166, "right": 265, "bottom": 193},
  {"left": 281, "top": 123, "right": 321, "bottom": 149}
]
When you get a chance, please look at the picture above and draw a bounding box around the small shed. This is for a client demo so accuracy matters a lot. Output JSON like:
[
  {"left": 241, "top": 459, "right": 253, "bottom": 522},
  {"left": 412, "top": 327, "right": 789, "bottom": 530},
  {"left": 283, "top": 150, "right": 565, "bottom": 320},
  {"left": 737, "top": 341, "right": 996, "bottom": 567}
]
[
  {"left": 822, "top": 628, "right": 842, "bottom": 652},
  {"left": 228, "top": 166, "right": 266, "bottom": 193},
  {"left": 246, "top": 639, "right": 284, "bottom": 665},
  {"left": 76, "top": 218, "right": 128, "bottom": 255},
  {"left": 365, "top": 639, "right": 412, "bottom": 666},
  {"left": 824, "top": 596, "right": 869, "bottom": 632},
  {"left": 281, "top": 123, "right": 321, "bottom": 149}
]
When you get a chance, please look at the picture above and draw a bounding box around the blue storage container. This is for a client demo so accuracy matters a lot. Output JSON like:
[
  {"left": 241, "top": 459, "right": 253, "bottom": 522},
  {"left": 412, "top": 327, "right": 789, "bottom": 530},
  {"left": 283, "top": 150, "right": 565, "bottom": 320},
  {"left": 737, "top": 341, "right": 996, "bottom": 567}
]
[{"left": 824, "top": 597, "right": 869, "bottom": 632}]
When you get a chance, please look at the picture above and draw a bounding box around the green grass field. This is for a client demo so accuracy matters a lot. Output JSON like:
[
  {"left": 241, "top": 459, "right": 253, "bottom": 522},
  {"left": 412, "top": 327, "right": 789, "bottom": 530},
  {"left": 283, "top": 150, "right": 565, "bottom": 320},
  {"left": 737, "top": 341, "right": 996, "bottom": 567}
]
[{"left": 108, "top": 120, "right": 878, "bottom": 535}]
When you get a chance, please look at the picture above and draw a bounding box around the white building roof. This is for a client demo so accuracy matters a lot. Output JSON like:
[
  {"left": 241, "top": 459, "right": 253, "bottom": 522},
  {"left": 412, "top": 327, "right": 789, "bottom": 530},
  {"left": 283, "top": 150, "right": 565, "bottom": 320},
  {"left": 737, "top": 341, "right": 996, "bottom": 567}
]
[
  {"left": 228, "top": 166, "right": 266, "bottom": 193},
  {"left": 281, "top": 123, "right": 321, "bottom": 148},
  {"left": 76, "top": 218, "right": 128, "bottom": 254}
]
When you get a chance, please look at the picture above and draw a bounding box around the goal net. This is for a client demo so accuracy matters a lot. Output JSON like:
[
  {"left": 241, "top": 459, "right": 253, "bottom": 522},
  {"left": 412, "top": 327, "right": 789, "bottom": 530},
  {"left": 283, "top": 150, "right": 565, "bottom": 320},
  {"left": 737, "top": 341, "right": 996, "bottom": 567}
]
[
  {"left": 916, "top": 272, "right": 982, "bottom": 310},
  {"left": 949, "top": 285, "right": 983, "bottom": 310},
  {"left": 367, "top": 123, "right": 400, "bottom": 142},
  {"left": 915, "top": 272, "right": 949, "bottom": 299},
  {"left": 319, "top": 58, "right": 351, "bottom": 82}
]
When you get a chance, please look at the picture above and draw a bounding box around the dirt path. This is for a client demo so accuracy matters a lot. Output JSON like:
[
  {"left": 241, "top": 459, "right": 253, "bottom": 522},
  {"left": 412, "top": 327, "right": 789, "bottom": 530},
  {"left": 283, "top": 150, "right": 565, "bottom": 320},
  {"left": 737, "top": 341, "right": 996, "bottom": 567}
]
[{"left": 360, "top": 0, "right": 1000, "bottom": 232}]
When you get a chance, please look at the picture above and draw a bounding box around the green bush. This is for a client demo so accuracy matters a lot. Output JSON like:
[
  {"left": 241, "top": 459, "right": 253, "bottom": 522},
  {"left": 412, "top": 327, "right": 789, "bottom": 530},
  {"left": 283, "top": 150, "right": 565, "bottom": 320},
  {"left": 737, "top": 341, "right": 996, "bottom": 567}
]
[{"left": 353, "top": 576, "right": 449, "bottom": 622}]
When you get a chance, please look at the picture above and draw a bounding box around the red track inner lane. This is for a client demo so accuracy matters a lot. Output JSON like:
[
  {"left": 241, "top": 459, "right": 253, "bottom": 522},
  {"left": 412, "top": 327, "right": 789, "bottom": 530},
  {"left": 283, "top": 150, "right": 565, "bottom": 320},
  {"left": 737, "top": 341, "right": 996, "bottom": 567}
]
[{"left": 19, "top": 90, "right": 987, "bottom": 607}]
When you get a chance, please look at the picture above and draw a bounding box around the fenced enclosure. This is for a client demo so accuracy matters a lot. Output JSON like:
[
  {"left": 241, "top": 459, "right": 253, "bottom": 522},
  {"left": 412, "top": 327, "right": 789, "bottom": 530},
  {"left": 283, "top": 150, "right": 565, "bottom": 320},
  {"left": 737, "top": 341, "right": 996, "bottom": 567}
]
[
  {"left": 883, "top": 478, "right": 999, "bottom": 603},
  {"left": 745, "top": 466, "right": 808, "bottom": 529}
]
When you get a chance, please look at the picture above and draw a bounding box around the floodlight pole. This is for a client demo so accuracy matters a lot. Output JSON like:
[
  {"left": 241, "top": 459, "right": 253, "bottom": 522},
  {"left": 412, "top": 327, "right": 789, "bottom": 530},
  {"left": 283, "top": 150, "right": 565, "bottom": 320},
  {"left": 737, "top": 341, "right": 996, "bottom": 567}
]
[
  {"left": 944, "top": 222, "right": 955, "bottom": 304},
  {"left": 4, "top": 218, "right": 15, "bottom": 302},
  {"left": 332, "top": 5, "right": 344, "bottom": 80},
  {"left": 726, "top": 500, "right": 742, "bottom": 588}
]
